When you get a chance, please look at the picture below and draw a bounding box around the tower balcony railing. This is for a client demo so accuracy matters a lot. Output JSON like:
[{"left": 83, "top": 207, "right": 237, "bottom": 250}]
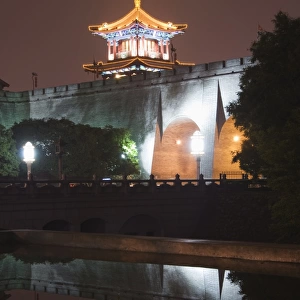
[
  {"left": 116, "top": 51, "right": 131, "bottom": 59},
  {"left": 115, "top": 51, "right": 163, "bottom": 60},
  {"left": 144, "top": 51, "right": 162, "bottom": 59}
]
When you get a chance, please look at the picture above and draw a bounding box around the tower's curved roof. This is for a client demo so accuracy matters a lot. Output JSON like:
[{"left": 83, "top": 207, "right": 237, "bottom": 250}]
[{"left": 89, "top": 0, "right": 187, "bottom": 36}]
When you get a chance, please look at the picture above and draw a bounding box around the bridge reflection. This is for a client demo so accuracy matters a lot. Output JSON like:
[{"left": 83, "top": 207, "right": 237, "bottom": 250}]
[
  {"left": 0, "top": 250, "right": 241, "bottom": 300},
  {"left": 1, "top": 236, "right": 299, "bottom": 300}
]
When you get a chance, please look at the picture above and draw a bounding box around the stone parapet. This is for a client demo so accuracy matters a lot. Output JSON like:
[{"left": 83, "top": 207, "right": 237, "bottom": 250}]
[{"left": 0, "top": 57, "right": 251, "bottom": 103}]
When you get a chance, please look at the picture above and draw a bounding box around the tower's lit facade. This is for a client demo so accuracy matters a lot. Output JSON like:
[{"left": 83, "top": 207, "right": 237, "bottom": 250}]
[{"left": 83, "top": 0, "right": 194, "bottom": 78}]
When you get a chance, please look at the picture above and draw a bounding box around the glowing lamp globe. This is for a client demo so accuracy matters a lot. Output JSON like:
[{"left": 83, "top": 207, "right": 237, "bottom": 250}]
[
  {"left": 191, "top": 131, "right": 204, "bottom": 156},
  {"left": 23, "top": 142, "right": 35, "bottom": 163},
  {"left": 23, "top": 142, "right": 35, "bottom": 180}
]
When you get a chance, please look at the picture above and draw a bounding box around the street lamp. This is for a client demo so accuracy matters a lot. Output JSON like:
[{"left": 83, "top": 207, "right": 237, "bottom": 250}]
[
  {"left": 55, "top": 137, "right": 64, "bottom": 179},
  {"left": 121, "top": 153, "right": 127, "bottom": 179},
  {"left": 191, "top": 130, "right": 204, "bottom": 179},
  {"left": 23, "top": 142, "right": 35, "bottom": 180}
]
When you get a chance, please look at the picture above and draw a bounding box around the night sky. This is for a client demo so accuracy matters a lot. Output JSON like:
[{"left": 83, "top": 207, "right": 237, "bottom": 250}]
[{"left": 1, "top": 0, "right": 300, "bottom": 92}]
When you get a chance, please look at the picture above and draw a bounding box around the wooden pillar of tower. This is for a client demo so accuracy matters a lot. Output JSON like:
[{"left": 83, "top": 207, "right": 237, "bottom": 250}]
[
  {"left": 107, "top": 42, "right": 110, "bottom": 60},
  {"left": 113, "top": 41, "right": 116, "bottom": 59},
  {"left": 166, "top": 41, "right": 170, "bottom": 60},
  {"left": 159, "top": 40, "right": 162, "bottom": 58}
]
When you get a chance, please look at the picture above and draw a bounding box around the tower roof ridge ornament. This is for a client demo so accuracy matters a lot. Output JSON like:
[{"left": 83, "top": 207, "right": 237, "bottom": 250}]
[{"left": 134, "top": 0, "right": 141, "bottom": 9}]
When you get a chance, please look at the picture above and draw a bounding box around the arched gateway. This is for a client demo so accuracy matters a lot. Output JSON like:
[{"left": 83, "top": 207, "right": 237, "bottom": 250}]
[{"left": 152, "top": 117, "right": 200, "bottom": 179}]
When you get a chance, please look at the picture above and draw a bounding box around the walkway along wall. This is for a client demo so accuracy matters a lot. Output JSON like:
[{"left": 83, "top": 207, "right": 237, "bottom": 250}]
[{"left": 0, "top": 57, "right": 252, "bottom": 178}]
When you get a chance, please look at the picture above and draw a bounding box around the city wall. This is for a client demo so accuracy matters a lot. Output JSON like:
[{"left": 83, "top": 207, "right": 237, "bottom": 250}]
[{"left": 0, "top": 57, "right": 252, "bottom": 178}]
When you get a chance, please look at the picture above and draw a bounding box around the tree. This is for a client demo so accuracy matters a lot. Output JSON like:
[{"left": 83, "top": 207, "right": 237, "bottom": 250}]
[
  {"left": 231, "top": 139, "right": 264, "bottom": 179},
  {"left": 226, "top": 12, "right": 300, "bottom": 243},
  {"left": 0, "top": 125, "right": 20, "bottom": 177},
  {"left": 11, "top": 119, "right": 139, "bottom": 179}
]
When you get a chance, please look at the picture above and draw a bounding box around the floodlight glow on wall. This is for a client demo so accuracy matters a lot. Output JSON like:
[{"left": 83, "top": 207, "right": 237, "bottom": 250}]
[
  {"left": 23, "top": 141, "right": 35, "bottom": 180},
  {"left": 191, "top": 131, "right": 204, "bottom": 179}
]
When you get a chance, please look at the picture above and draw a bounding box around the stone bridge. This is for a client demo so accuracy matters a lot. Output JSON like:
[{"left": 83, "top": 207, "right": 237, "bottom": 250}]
[{"left": 0, "top": 177, "right": 269, "bottom": 238}]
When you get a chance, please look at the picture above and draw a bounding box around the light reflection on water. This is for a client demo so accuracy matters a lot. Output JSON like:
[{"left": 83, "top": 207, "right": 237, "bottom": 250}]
[{"left": 1, "top": 245, "right": 300, "bottom": 300}]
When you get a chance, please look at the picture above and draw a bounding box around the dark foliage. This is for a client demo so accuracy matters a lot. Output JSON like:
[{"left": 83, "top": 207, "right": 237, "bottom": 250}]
[
  {"left": 11, "top": 119, "right": 139, "bottom": 179},
  {"left": 226, "top": 12, "right": 300, "bottom": 243},
  {"left": 228, "top": 271, "right": 300, "bottom": 300},
  {"left": 194, "top": 190, "right": 276, "bottom": 243},
  {"left": 0, "top": 125, "right": 20, "bottom": 177}
]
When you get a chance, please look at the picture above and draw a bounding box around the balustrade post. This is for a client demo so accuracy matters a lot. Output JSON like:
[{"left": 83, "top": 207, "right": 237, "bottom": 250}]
[
  {"left": 92, "top": 174, "right": 99, "bottom": 195},
  {"left": 175, "top": 174, "right": 181, "bottom": 191},
  {"left": 61, "top": 174, "right": 70, "bottom": 197},
  {"left": 198, "top": 173, "right": 205, "bottom": 190},
  {"left": 26, "top": 173, "right": 35, "bottom": 197},
  {"left": 220, "top": 173, "right": 227, "bottom": 188},
  {"left": 149, "top": 174, "right": 156, "bottom": 193},
  {"left": 242, "top": 173, "right": 249, "bottom": 189},
  {"left": 122, "top": 175, "right": 129, "bottom": 194}
]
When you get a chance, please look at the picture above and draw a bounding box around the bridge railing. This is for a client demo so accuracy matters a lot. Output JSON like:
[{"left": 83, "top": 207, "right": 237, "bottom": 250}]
[{"left": 0, "top": 175, "right": 269, "bottom": 197}]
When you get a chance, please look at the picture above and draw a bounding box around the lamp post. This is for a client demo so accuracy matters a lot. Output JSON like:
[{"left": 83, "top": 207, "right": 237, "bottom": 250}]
[
  {"left": 121, "top": 153, "right": 127, "bottom": 179},
  {"left": 23, "top": 142, "right": 35, "bottom": 180},
  {"left": 55, "top": 137, "right": 64, "bottom": 180},
  {"left": 191, "top": 130, "right": 204, "bottom": 179}
]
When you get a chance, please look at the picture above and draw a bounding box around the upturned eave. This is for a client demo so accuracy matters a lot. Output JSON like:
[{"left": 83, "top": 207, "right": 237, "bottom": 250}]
[
  {"left": 83, "top": 57, "right": 195, "bottom": 74},
  {"left": 89, "top": 7, "right": 187, "bottom": 36}
]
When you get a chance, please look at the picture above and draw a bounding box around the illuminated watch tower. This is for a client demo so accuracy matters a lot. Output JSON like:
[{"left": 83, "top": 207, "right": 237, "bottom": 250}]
[{"left": 83, "top": 0, "right": 194, "bottom": 78}]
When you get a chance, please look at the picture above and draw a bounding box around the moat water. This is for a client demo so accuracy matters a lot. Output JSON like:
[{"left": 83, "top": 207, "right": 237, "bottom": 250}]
[{"left": 1, "top": 244, "right": 300, "bottom": 300}]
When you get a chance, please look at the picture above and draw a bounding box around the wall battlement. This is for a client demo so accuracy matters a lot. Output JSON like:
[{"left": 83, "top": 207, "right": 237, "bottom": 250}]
[{"left": 0, "top": 57, "right": 251, "bottom": 103}]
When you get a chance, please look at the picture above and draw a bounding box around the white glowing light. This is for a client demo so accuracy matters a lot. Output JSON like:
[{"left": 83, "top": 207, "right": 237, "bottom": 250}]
[
  {"left": 23, "top": 142, "right": 35, "bottom": 163},
  {"left": 176, "top": 140, "right": 181, "bottom": 145},
  {"left": 115, "top": 74, "right": 126, "bottom": 79},
  {"left": 233, "top": 135, "right": 240, "bottom": 142},
  {"left": 191, "top": 131, "right": 204, "bottom": 155}
]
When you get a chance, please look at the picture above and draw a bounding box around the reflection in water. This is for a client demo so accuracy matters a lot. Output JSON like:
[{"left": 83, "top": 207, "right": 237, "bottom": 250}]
[{"left": 0, "top": 246, "right": 300, "bottom": 300}]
